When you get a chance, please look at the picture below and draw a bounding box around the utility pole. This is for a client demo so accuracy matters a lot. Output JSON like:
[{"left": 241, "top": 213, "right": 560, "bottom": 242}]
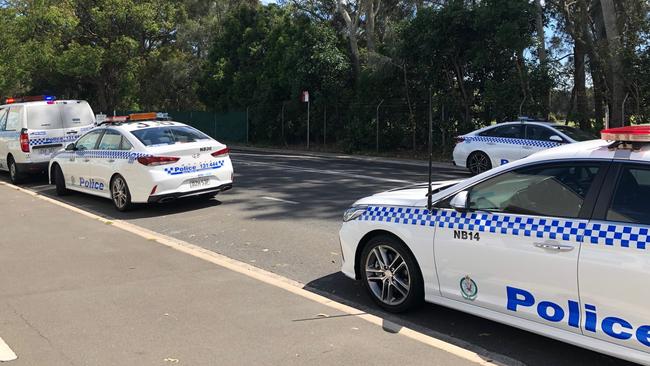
[{"left": 376, "top": 99, "right": 384, "bottom": 153}]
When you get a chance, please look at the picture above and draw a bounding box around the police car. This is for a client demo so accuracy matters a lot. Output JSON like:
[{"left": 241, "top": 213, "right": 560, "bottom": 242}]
[
  {"left": 340, "top": 125, "right": 650, "bottom": 365},
  {"left": 453, "top": 120, "right": 596, "bottom": 175},
  {"left": 49, "top": 113, "right": 233, "bottom": 211},
  {"left": 0, "top": 96, "right": 95, "bottom": 183}
]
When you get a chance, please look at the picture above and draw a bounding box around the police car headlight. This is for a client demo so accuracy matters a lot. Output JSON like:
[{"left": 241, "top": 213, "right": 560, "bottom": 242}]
[{"left": 343, "top": 205, "right": 368, "bottom": 222}]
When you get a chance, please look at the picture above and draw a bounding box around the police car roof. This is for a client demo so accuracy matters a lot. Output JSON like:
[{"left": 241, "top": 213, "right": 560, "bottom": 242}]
[
  {"left": 104, "top": 120, "right": 187, "bottom": 131},
  {"left": 0, "top": 100, "right": 88, "bottom": 108},
  {"left": 515, "top": 138, "right": 650, "bottom": 166}
]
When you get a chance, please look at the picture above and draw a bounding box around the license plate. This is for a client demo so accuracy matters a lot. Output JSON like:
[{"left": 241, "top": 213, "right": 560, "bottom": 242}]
[
  {"left": 37, "top": 147, "right": 57, "bottom": 155},
  {"left": 189, "top": 177, "right": 210, "bottom": 189}
]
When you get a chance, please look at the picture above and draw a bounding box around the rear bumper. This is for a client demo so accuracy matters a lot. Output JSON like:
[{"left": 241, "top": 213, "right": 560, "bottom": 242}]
[
  {"left": 147, "top": 183, "right": 233, "bottom": 203},
  {"left": 16, "top": 162, "right": 49, "bottom": 174}
]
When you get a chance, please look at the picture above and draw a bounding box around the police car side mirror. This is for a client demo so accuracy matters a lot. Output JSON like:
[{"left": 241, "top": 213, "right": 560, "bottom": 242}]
[
  {"left": 65, "top": 143, "right": 77, "bottom": 151},
  {"left": 450, "top": 191, "right": 469, "bottom": 212},
  {"left": 549, "top": 135, "right": 564, "bottom": 143}
]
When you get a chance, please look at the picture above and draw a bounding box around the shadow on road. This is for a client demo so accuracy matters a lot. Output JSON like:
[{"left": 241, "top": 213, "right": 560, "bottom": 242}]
[{"left": 305, "top": 272, "right": 632, "bottom": 366}]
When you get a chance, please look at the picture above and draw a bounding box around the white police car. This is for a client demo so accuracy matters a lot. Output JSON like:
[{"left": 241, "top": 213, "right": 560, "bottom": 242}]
[
  {"left": 49, "top": 113, "right": 233, "bottom": 211},
  {"left": 453, "top": 120, "right": 596, "bottom": 175},
  {"left": 0, "top": 96, "right": 95, "bottom": 183},
  {"left": 340, "top": 125, "right": 650, "bottom": 365}
]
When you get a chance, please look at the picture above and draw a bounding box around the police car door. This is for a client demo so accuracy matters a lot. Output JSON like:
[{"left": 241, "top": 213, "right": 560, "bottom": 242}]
[
  {"left": 65, "top": 129, "right": 104, "bottom": 192},
  {"left": 475, "top": 124, "right": 526, "bottom": 167},
  {"left": 579, "top": 162, "right": 650, "bottom": 352},
  {"left": 0, "top": 108, "right": 9, "bottom": 170},
  {"left": 434, "top": 162, "right": 605, "bottom": 334},
  {"left": 523, "top": 124, "right": 564, "bottom": 158},
  {"left": 93, "top": 130, "right": 132, "bottom": 198}
]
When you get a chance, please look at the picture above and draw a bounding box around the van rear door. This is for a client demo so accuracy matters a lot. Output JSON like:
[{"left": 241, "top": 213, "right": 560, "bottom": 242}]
[
  {"left": 26, "top": 103, "right": 65, "bottom": 160},
  {"left": 59, "top": 100, "right": 95, "bottom": 145}
]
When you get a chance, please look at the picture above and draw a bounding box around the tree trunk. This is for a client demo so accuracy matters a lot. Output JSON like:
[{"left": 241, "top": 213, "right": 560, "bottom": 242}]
[
  {"left": 574, "top": 39, "right": 589, "bottom": 130},
  {"left": 534, "top": 0, "right": 550, "bottom": 119},
  {"left": 365, "top": 0, "right": 380, "bottom": 67},
  {"left": 590, "top": 60, "right": 605, "bottom": 128},
  {"left": 600, "top": 0, "right": 624, "bottom": 127},
  {"left": 337, "top": 0, "right": 361, "bottom": 83}
]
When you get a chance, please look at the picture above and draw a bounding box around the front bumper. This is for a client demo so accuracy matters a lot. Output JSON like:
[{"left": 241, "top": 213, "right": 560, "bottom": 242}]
[{"left": 147, "top": 183, "right": 233, "bottom": 203}]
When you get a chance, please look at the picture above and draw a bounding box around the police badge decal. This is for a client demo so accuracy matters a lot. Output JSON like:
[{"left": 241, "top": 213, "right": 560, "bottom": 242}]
[{"left": 460, "top": 275, "right": 478, "bottom": 301}]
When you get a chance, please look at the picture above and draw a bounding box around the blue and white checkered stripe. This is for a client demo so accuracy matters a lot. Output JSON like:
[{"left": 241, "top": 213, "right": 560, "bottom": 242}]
[
  {"left": 56, "top": 150, "right": 149, "bottom": 163},
  {"left": 361, "top": 206, "right": 436, "bottom": 226},
  {"left": 29, "top": 135, "right": 81, "bottom": 146},
  {"left": 464, "top": 136, "right": 560, "bottom": 149},
  {"left": 360, "top": 206, "right": 650, "bottom": 250},
  {"left": 584, "top": 223, "right": 650, "bottom": 250}
]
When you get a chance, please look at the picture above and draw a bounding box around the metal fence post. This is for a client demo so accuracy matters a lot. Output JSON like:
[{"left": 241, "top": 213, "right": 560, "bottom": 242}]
[
  {"left": 246, "top": 107, "right": 249, "bottom": 144},
  {"left": 307, "top": 100, "right": 310, "bottom": 149},
  {"left": 376, "top": 99, "right": 384, "bottom": 153},
  {"left": 213, "top": 113, "right": 217, "bottom": 138}
]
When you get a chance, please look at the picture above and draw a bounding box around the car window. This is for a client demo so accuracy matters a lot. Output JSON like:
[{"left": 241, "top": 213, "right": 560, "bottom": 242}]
[
  {"left": 468, "top": 164, "right": 600, "bottom": 218},
  {"left": 0, "top": 109, "right": 7, "bottom": 130},
  {"left": 98, "top": 130, "right": 124, "bottom": 150},
  {"left": 526, "top": 125, "right": 559, "bottom": 141},
  {"left": 553, "top": 125, "right": 597, "bottom": 142},
  {"left": 120, "top": 136, "right": 133, "bottom": 150},
  {"left": 130, "top": 126, "right": 210, "bottom": 146},
  {"left": 6, "top": 107, "right": 22, "bottom": 131},
  {"left": 479, "top": 125, "right": 523, "bottom": 139},
  {"left": 26, "top": 104, "right": 63, "bottom": 130},
  {"left": 76, "top": 130, "right": 103, "bottom": 150},
  {"left": 607, "top": 166, "right": 650, "bottom": 225},
  {"left": 60, "top": 101, "right": 95, "bottom": 128}
]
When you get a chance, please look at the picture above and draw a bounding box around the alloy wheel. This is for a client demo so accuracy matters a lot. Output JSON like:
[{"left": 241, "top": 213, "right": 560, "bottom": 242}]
[{"left": 365, "top": 245, "right": 411, "bottom": 306}]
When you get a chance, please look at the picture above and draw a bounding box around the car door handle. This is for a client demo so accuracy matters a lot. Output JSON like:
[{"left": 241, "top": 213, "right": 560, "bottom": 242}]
[
  {"left": 486, "top": 142, "right": 497, "bottom": 145},
  {"left": 522, "top": 145, "right": 534, "bottom": 149},
  {"left": 534, "top": 242, "right": 574, "bottom": 252},
  {"left": 83, "top": 158, "right": 90, "bottom": 162},
  {"left": 107, "top": 159, "right": 115, "bottom": 163},
  {"left": 66, "top": 130, "right": 78, "bottom": 135}
]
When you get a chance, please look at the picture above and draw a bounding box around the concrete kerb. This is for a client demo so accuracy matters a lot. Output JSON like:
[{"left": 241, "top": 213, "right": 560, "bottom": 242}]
[{"left": 0, "top": 180, "right": 514, "bottom": 366}]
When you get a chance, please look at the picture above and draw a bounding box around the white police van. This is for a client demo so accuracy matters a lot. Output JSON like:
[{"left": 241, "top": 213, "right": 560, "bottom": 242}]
[
  {"left": 0, "top": 96, "right": 95, "bottom": 183},
  {"left": 49, "top": 113, "right": 234, "bottom": 211},
  {"left": 453, "top": 120, "right": 596, "bottom": 175},
  {"left": 340, "top": 125, "right": 650, "bottom": 364}
]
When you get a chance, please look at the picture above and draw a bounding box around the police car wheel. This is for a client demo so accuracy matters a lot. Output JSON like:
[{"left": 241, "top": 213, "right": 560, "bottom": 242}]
[
  {"left": 360, "top": 235, "right": 424, "bottom": 313},
  {"left": 110, "top": 175, "right": 133, "bottom": 212},
  {"left": 467, "top": 151, "right": 491, "bottom": 175},
  {"left": 53, "top": 164, "right": 69, "bottom": 196},
  {"left": 7, "top": 156, "right": 24, "bottom": 184}
]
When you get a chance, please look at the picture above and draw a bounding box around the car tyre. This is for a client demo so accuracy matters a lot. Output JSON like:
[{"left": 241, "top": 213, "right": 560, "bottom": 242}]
[
  {"left": 53, "top": 164, "right": 69, "bottom": 196},
  {"left": 467, "top": 151, "right": 492, "bottom": 175},
  {"left": 110, "top": 174, "right": 133, "bottom": 212},
  {"left": 7, "top": 156, "right": 24, "bottom": 184},
  {"left": 360, "top": 235, "right": 424, "bottom": 313}
]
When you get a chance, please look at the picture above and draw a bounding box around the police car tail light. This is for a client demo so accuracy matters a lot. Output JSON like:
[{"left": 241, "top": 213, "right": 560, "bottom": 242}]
[
  {"left": 211, "top": 147, "right": 229, "bottom": 158},
  {"left": 137, "top": 156, "right": 180, "bottom": 166},
  {"left": 455, "top": 137, "right": 465, "bottom": 144},
  {"left": 601, "top": 125, "right": 650, "bottom": 142},
  {"left": 19, "top": 131, "right": 29, "bottom": 153}
]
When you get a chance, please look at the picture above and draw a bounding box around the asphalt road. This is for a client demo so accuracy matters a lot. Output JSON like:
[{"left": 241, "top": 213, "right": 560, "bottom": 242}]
[{"left": 0, "top": 148, "right": 633, "bottom": 366}]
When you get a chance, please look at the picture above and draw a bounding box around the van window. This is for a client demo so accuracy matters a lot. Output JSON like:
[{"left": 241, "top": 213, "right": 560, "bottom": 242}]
[
  {"left": 6, "top": 107, "right": 22, "bottom": 131},
  {"left": 60, "top": 101, "right": 95, "bottom": 128},
  {"left": 26, "top": 104, "right": 63, "bottom": 130},
  {"left": 0, "top": 109, "right": 7, "bottom": 130}
]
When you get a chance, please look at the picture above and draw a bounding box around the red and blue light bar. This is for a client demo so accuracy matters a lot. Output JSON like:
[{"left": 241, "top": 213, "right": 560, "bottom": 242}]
[
  {"left": 601, "top": 125, "right": 650, "bottom": 142},
  {"left": 4, "top": 95, "right": 56, "bottom": 104}
]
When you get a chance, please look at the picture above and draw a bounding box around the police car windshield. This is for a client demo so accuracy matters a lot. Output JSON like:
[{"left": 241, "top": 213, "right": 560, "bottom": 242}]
[
  {"left": 553, "top": 125, "right": 597, "bottom": 141},
  {"left": 130, "top": 126, "right": 211, "bottom": 146}
]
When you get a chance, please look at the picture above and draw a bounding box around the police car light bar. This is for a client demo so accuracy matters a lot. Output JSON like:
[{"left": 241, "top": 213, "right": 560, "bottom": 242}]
[
  {"left": 129, "top": 112, "right": 158, "bottom": 121},
  {"left": 601, "top": 125, "right": 650, "bottom": 143},
  {"left": 4, "top": 95, "right": 56, "bottom": 104}
]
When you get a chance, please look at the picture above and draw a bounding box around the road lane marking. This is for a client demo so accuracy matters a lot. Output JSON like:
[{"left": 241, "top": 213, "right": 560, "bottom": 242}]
[
  {"left": 0, "top": 181, "right": 516, "bottom": 366},
  {"left": 261, "top": 196, "right": 299, "bottom": 205},
  {"left": 0, "top": 336, "right": 17, "bottom": 362}
]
